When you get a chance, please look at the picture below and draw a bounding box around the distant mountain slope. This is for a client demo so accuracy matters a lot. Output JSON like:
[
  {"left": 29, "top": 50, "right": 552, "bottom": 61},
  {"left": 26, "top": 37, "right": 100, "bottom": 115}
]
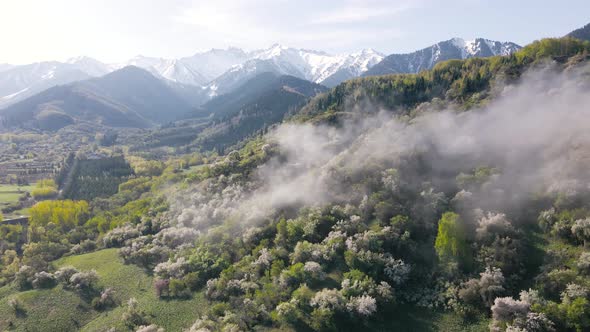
[
  {"left": 0, "top": 66, "right": 193, "bottom": 131},
  {"left": 66, "top": 56, "right": 112, "bottom": 77},
  {"left": 0, "top": 62, "right": 92, "bottom": 108},
  {"left": 364, "top": 38, "right": 521, "bottom": 76},
  {"left": 134, "top": 73, "right": 327, "bottom": 151},
  {"left": 119, "top": 56, "right": 210, "bottom": 87},
  {"left": 197, "top": 72, "right": 327, "bottom": 119},
  {"left": 181, "top": 48, "right": 250, "bottom": 81},
  {"left": 206, "top": 45, "right": 384, "bottom": 95},
  {"left": 76, "top": 66, "right": 193, "bottom": 123},
  {"left": 567, "top": 22, "right": 590, "bottom": 41},
  {"left": 195, "top": 73, "right": 328, "bottom": 151},
  {"left": 0, "top": 45, "right": 381, "bottom": 108},
  {"left": 0, "top": 85, "right": 150, "bottom": 131}
]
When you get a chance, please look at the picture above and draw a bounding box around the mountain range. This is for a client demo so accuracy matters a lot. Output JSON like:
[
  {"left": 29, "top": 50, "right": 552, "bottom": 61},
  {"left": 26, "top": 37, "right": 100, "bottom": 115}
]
[
  {"left": 364, "top": 38, "right": 521, "bottom": 76},
  {"left": 0, "top": 66, "right": 192, "bottom": 131},
  {"left": 6, "top": 31, "right": 584, "bottom": 132}
]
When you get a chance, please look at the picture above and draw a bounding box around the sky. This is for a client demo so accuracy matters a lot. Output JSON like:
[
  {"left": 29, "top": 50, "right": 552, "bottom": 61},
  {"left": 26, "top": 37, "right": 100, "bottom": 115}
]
[{"left": 0, "top": 0, "right": 588, "bottom": 64}]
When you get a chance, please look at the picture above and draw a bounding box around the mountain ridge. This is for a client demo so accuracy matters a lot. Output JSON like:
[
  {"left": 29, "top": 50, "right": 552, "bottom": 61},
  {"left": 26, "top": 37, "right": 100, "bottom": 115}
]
[
  {"left": 567, "top": 22, "right": 590, "bottom": 41},
  {"left": 364, "top": 38, "right": 521, "bottom": 76},
  {"left": 0, "top": 66, "right": 193, "bottom": 131}
]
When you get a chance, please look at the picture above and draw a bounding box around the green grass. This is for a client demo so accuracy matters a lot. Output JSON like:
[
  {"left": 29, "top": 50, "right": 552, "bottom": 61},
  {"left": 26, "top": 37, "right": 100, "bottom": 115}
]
[
  {"left": 0, "top": 192, "right": 22, "bottom": 203},
  {"left": 0, "top": 185, "right": 35, "bottom": 193},
  {"left": 0, "top": 249, "right": 206, "bottom": 331},
  {"left": 0, "top": 184, "right": 36, "bottom": 219},
  {"left": 0, "top": 286, "right": 95, "bottom": 331}
]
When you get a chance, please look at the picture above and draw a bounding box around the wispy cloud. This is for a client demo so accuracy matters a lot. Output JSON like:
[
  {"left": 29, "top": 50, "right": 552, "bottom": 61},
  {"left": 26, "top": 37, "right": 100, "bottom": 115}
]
[
  {"left": 172, "top": 0, "right": 409, "bottom": 52},
  {"left": 309, "top": 1, "right": 418, "bottom": 25}
]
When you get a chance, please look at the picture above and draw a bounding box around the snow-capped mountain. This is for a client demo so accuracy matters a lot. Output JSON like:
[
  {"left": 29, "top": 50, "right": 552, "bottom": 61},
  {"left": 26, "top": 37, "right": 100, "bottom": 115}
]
[
  {"left": 181, "top": 48, "right": 249, "bottom": 81},
  {"left": 364, "top": 38, "right": 521, "bottom": 77},
  {"left": 0, "top": 37, "right": 520, "bottom": 110},
  {"left": 206, "top": 45, "right": 385, "bottom": 95},
  {"left": 116, "top": 48, "right": 249, "bottom": 87},
  {"left": 66, "top": 56, "right": 112, "bottom": 76},
  {"left": 0, "top": 61, "right": 92, "bottom": 108},
  {"left": 450, "top": 38, "right": 520, "bottom": 58},
  {"left": 118, "top": 56, "right": 210, "bottom": 86},
  {"left": 121, "top": 46, "right": 383, "bottom": 92}
]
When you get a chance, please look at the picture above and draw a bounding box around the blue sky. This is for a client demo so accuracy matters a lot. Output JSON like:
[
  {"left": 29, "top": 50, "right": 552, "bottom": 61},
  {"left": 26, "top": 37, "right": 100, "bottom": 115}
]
[{"left": 0, "top": 0, "right": 588, "bottom": 64}]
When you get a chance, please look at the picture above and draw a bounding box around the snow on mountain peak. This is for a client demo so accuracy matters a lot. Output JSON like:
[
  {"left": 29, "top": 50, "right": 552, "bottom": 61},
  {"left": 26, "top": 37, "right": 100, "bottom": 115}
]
[
  {"left": 242, "top": 45, "right": 385, "bottom": 84},
  {"left": 448, "top": 38, "right": 519, "bottom": 58},
  {"left": 66, "top": 56, "right": 112, "bottom": 76}
]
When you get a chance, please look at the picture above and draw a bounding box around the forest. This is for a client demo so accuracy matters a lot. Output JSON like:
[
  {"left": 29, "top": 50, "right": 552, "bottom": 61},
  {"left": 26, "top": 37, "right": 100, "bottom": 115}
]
[{"left": 0, "top": 37, "right": 589, "bottom": 331}]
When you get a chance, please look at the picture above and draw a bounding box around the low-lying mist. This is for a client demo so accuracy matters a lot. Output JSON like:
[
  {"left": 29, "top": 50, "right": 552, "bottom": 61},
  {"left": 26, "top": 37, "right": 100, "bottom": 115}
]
[{"left": 173, "top": 64, "right": 590, "bottom": 231}]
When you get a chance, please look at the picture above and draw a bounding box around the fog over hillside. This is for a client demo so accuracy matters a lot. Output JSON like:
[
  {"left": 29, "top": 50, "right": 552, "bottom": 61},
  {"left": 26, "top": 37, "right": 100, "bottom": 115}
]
[{"left": 172, "top": 63, "right": 590, "bottom": 231}]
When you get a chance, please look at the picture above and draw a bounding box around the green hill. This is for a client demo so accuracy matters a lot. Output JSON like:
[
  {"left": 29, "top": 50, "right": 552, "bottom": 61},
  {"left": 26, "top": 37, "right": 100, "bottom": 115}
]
[
  {"left": 1, "top": 37, "right": 590, "bottom": 332},
  {"left": 568, "top": 22, "right": 590, "bottom": 41},
  {"left": 0, "top": 249, "right": 205, "bottom": 331}
]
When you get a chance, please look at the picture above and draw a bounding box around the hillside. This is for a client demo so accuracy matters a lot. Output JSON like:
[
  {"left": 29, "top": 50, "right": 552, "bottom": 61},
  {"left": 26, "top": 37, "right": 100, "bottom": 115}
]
[
  {"left": 301, "top": 38, "right": 590, "bottom": 121},
  {"left": 0, "top": 249, "right": 206, "bottom": 331},
  {"left": 1, "top": 38, "right": 590, "bottom": 332},
  {"left": 194, "top": 74, "right": 328, "bottom": 152},
  {"left": 568, "top": 22, "right": 590, "bottom": 41},
  {"left": 129, "top": 73, "right": 327, "bottom": 152},
  {"left": 0, "top": 62, "right": 92, "bottom": 108},
  {"left": 0, "top": 66, "right": 194, "bottom": 131}
]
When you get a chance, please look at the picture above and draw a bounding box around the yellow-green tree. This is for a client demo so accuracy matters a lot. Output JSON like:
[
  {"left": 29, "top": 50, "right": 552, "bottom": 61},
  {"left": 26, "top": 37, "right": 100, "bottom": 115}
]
[
  {"left": 29, "top": 200, "right": 89, "bottom": 231},
  {"left": 434, "top": 212, "right": 470, "bottom": 265},
  {"left": 31, "top": 179, "right": 58, "bottom": 199}
]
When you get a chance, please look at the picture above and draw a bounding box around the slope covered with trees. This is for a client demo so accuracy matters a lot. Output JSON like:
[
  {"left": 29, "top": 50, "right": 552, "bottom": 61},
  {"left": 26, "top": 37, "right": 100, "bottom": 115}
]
[
  {"left": 0, "top": 38, "right": 590, "bottom": 332},
  {"left": 568, "top": 22, "right": 590, "bottom": 41},
  {"left": 298, "top": 38, "right": 590, "bottom": 122},
  {"left": 128, "top": 73, "right": 327, "bottom": 154}
]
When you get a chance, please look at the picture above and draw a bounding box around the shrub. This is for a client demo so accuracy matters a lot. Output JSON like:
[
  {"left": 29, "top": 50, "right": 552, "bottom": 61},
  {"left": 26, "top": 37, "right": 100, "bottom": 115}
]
[
  {"left": 103, "top": 225, "right": 141, "bottom": 248},
  {"left": 7, "top": 298, "right": 24, "bottom": 314},
  {"left": 154, "top": 257, "right": 188, "bottom": 279},
  {"left": 154, "top": 279, "right": 170, "bottom": 298},
  {"left": 310, "top": 289, "right": 345, "bottom": 311},
  {"left": 32, "top": 271, "right": 57, "bottom": 289},
  {"left": 490, "top": 296, "right": 530, "bottom": 330},
  {"left": 135, "top": 325, "right": 165, "bottom": 332},
  {"left": 346, "top": 295, "right": 378, "bottom": 317},
  {"left": 571, "top": 218, "right": 590, "bottom": 247},
  {"left": 577, "top": 252, "right": 590, "bottom": 274},
  {"left": 168, "top": 279, "right": 191, "bottom": 298},
  {"left": 31, "top": 179, "right": 58, "bottom": 199},
  {"left": 55, "top": 265, "right": 79, "bottom": 284},
  {"left": 69, "top": 270, "right": 99, "bottom": 291},
  {"left": 14, "top": 265, "right": 36, "bottom": 290},
  {"left": 122, "top": 298, "right": 149, "bottom": 328},
  {"left": 70, "top": 239, "right": 97, "bottom": 255},
  {"left": 92, "top": 288, "right": 117, "bottom": 310}
]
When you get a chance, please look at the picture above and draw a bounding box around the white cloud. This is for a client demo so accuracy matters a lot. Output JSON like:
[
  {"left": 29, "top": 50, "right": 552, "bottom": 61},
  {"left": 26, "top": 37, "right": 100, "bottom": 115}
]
[
  {"left": 310, "top": 1, "right": 417, "bottom": 25},
  {"left": 172, "top": 0, "right": 409, "bottom": 53}
]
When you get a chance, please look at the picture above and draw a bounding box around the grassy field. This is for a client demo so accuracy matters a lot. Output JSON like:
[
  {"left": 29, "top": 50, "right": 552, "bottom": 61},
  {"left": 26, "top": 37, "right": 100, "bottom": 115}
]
[
  {"left": 0, "top": 249, "right": 206, "bottom": 331},
  {"left": 0, "top": 184, "right": 35, "bottom": 218}
]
